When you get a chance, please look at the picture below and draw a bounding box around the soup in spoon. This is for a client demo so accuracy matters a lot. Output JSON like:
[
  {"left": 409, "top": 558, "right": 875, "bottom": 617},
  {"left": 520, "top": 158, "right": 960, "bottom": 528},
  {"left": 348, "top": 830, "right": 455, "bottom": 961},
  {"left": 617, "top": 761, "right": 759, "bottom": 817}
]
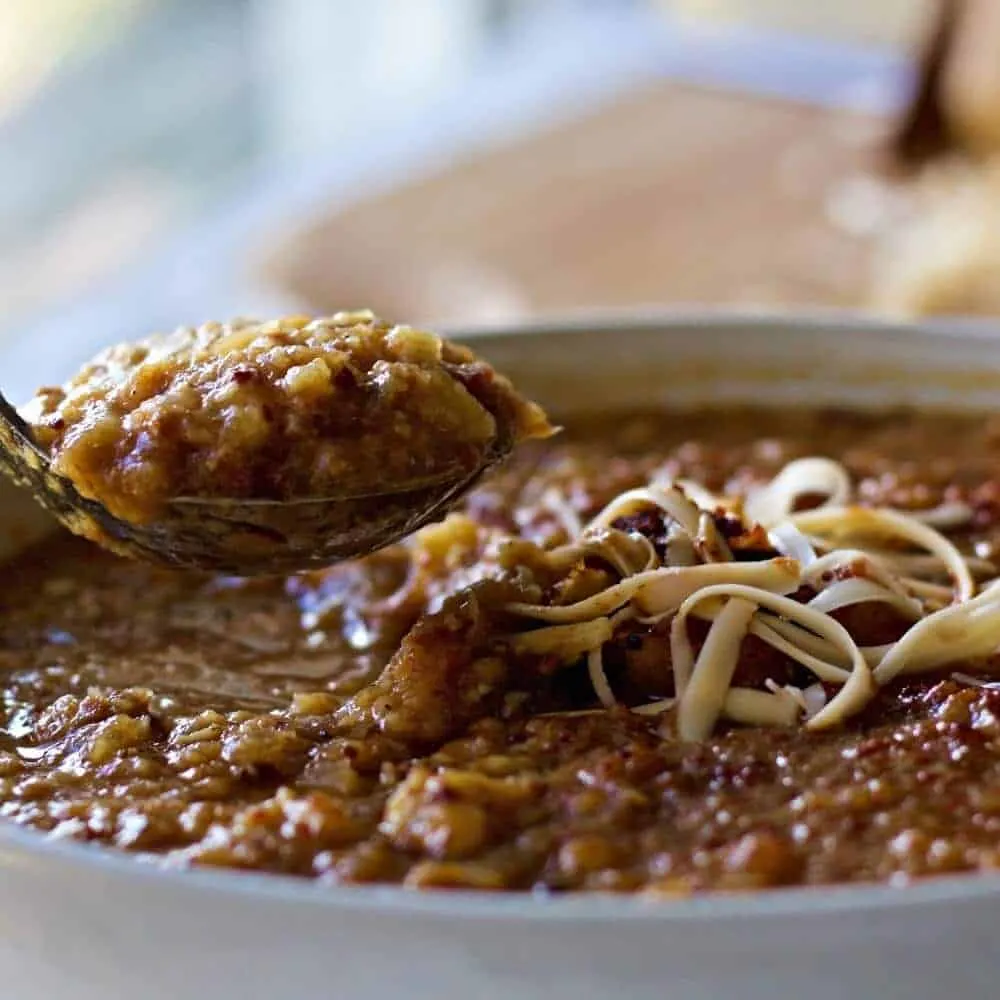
[{"left": 25, "top": 311, "right": 552, "bottom": 523}]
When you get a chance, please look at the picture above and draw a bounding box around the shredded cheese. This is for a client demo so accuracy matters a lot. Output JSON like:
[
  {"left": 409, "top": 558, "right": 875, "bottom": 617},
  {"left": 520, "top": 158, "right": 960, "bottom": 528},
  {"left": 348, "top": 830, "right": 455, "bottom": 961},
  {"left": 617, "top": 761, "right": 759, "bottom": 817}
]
[
  {"left": 586, "top": 484, "right": 701, "bottom": 536},
  {"left": 509, "top": 617, "right": 612, "bottom": 660},
  {"left": 791, "top": 506, "right": 975, "bottom": 602},
  {"left": 505, "top": 558, "right": 800, "bottom": 625},
  {"left": 806, "top": 577, "right": 922, "bottom": 620},
  {"left": 768, "top": 522, "right": 818, "bottom": 566},
  {"left": 749, "top": 617, "right": 852, "bottom": 683},
  {"left": 586, "top": 646, "right": 617, "bottom": 707},
  {"left": 902, "top": 501, "right": 974, "bottom": 530},
  {"left": 744, "top": 457, "right": 851, "bottom": 527},
  {"left": 723, "top": 687, "right": 800, "bottom": 728},
  {"left": 673, "top": 477, "right": 726, "bottom": 511},
  {"left": 497, "top": 456, "right": 1000, "bottom": 740},
  {"left": 676, "top": 595, "right": 756, "bottom": 739},
  {"left": 545, "top": 529, "right": 657, "bottom": 577},
  {"left": 873, "top": 583, "right": 1000, "bottom": 684}
]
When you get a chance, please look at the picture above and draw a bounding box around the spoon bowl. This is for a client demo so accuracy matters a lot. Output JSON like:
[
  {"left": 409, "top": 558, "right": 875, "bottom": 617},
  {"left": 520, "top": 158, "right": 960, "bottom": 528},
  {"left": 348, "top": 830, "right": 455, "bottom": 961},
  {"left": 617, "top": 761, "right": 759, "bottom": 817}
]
[{"left": 0, "top": 391, "right": 511, "bottom": 574}]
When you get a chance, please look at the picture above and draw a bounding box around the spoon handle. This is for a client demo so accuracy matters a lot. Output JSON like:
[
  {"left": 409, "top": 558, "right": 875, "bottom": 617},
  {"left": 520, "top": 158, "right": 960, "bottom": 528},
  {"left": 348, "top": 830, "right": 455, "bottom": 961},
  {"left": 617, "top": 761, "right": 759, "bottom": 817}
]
[
  {"left": 0, "top": 390, "right": 47, "bottom": 492},
  {"left": 0, "top": 391, "right": 48, "bottom": 456}
]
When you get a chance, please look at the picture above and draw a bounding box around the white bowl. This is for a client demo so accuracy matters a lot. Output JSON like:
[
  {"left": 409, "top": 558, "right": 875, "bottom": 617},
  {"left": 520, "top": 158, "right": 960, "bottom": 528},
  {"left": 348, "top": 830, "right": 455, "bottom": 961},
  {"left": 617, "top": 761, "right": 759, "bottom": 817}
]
[{"left": 3, "top": 312, "right": 1000, "bottom": 1000}]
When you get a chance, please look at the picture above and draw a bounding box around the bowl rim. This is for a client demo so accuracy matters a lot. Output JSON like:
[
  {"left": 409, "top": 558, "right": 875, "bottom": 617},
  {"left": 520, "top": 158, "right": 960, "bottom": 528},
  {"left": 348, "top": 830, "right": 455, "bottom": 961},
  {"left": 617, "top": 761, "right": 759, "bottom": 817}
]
[
  {"left": 442, "top": 303, "right": 1000, "bottom": 344},
  {"left": 6, "top": 817, "right": 1000, "bottom": 922},
  {"left": 6, "top": 307, "right": 1000, "bottom": 925}
]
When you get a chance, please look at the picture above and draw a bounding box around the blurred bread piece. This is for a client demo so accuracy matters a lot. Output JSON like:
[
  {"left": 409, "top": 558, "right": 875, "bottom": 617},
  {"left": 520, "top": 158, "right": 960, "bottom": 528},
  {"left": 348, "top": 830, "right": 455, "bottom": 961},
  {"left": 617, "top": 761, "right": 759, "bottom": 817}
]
[
  {"left": 874, "top": 0, "right": 1000, "bottom": 316},
  {"left": 873, "top": 158, "right": 1000, "bottom": 316}
]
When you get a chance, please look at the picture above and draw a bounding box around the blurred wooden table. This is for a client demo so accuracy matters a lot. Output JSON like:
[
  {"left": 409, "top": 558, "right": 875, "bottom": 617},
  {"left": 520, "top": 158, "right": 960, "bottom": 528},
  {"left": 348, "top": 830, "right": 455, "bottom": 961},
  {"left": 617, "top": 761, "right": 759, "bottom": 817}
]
[{"left": 263, "top": 80, "right": 893, "bottom": 326}]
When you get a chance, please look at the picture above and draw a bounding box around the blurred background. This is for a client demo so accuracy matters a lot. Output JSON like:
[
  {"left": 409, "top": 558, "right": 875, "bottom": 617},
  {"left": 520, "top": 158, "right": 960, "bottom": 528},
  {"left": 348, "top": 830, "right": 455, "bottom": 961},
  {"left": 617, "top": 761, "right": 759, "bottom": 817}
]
[{"left": 4, "top": 0, "right": 996, "bottom": 392}]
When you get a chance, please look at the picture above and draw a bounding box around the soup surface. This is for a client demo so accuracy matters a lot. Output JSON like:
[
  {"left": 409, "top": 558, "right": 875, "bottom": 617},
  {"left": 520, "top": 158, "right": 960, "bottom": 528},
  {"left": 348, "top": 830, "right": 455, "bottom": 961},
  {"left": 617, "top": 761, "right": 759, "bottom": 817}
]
[{"left": 4, "top": 406, "right": 1000, "bottom": 893}]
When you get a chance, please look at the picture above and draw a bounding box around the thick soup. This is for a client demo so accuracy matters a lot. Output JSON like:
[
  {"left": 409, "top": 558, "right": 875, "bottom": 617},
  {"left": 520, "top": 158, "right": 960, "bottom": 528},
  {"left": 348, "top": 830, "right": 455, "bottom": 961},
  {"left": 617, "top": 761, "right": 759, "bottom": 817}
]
[
  {"left": 23, "top": 312, "right": 551, "bottom": 524},
  {"left": 4, "top": 406, "right": 1000, "bottom": 893}
]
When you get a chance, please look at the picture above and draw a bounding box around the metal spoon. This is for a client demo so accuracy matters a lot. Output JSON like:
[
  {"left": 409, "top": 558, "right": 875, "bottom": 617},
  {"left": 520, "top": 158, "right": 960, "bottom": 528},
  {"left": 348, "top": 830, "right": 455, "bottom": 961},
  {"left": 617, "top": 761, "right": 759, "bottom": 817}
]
[{"left": 0, "top": 390, "right": 512, "bottom": 575}]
